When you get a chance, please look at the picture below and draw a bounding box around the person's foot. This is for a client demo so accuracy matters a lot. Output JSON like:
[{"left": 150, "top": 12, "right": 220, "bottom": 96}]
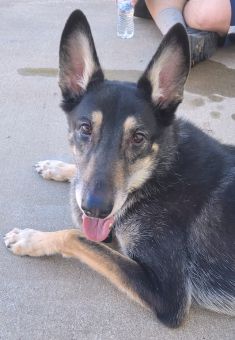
[
  {"left": 187, "top": 28, "right": 218, "bottom": 67},
  {"left": 134, "top": 2, "right": 218, "bottom": 67}
]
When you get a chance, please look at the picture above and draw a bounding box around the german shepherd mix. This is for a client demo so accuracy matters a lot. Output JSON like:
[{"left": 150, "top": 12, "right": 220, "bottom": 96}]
[{"left": 4, "top": 10, "right": 235, "bottom": 328}]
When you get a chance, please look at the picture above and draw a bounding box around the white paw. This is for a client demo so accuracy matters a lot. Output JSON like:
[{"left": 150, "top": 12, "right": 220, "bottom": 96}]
[
  {"left": 34, "top": 160, "right": 71, "bottom": 181},
  {"left": 4, "top": 228, "right": 45, "bottom": 256}
]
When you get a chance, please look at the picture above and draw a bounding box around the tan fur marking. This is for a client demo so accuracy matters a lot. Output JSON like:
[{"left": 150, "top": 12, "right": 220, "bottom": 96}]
[
  {"left": 5, "top": 228, "right": 146, "bottom": 308},
  {"left": 91, "top": 110, "right": 103, "bottom": 128},
  {"left": 113, "top": 161, "right": 125, "bottom": 188},
  {"left": 111, "top": 161, "right": 128, "bottom": 216},
  {"left": 62, "top": 237, "right": 146, "bottom": 306},
  {"left": 128, "top": 156, "right": 155, "bottom": 191},
  {"left": 123, "top": 116, "right": 137, "bottom": 132},
  {"left": 152, "top": 143, "right": 159, "bottom": 153},
  {"left": 63, "top": 232, "right": 147, "bottom": 307}
]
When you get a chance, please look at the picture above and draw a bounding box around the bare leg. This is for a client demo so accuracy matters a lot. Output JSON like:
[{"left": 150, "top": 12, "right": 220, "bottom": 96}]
[
  {"left": 184, "top": 0, "right": 231, "bottom": 35},
  {"left": 145, "top": 0, "right": 186, "bottom": 17},
  {"left": 35, "top": 160, "right": 76, "bottom": 182},
  {"left": 145, "top": 0, "right": 187, "bottom": 34}
]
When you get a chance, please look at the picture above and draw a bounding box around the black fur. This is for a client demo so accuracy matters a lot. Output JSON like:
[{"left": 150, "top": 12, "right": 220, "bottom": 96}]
[{"left": 60, "top": 10, "right": 235, "bottom": 327}]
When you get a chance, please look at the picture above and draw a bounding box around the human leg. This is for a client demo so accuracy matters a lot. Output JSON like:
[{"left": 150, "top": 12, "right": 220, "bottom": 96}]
[
  {"left": 184, "top": 0, "right": 231, "bottom": 35},
  {"left": 144, "top": 0, "right": 219, "bottom": 65},
  {"left": 145, "top": 0, "right": 187, "bottom": 34}
]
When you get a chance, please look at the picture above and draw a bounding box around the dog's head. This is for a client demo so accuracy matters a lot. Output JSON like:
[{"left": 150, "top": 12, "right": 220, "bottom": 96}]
[{"left": 59, "top": 10, "right": 190, "bottom": 241}]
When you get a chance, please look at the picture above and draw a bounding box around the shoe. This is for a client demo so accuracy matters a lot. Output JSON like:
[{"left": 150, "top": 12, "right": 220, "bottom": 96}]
[{"left": 186, "top": 28, "right": 218, "bottom": 66}]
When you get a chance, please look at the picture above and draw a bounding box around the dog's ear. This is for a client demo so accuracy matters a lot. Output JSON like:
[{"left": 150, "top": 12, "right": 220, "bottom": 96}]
[
  {"left": 59, "top": 10, "right": 104, "bottom": 112},
  {"left": 137, "top": 24, "right": 190, "bottom": 126}
]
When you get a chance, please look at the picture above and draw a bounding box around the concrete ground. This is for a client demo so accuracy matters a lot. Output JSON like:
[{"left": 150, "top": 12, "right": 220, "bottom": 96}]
[{"left": 0, "top": 1, "right": 235, "bottom": 339}]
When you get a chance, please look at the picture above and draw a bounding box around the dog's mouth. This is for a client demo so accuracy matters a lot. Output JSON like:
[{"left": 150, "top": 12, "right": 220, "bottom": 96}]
[{"left": 82, "top": 215, "right": 114, "bottom": 242}]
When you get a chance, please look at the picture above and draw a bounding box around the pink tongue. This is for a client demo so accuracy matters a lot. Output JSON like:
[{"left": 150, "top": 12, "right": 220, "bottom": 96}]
[{"left": 82, "top": 215, "right": 114, "bottom": 242}]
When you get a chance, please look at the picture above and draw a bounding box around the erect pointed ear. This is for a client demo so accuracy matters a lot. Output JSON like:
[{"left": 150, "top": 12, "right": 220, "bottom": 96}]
[
  {"left": 137, "top": 24, "right": 190, "bottom": 126},
  {"left": 59, "top": 10, "right": 104, "bottom": 112}
]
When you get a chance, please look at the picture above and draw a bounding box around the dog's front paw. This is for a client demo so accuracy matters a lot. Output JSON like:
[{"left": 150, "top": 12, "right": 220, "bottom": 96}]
[
  {"left": 4, "top": 228, "right": 48, "bottom": 256},
  {"left": 34, "top": 160, "right": 72, "bottom": 181}
]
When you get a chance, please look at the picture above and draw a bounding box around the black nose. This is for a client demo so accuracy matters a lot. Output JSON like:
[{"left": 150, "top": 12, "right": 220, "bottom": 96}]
[{"left": 81, "top": 192, "right": 113, "bottom": 219}]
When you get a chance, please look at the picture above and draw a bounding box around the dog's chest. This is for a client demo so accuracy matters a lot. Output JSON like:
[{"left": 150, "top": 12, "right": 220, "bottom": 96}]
[{"left": 114, "top": 219, "right": 143, "bottom": 256}]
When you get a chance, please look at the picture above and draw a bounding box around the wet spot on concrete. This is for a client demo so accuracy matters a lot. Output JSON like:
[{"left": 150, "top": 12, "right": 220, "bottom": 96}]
[
  {"left": 210, "top": 111, "right": 221, "bottom": 119},
  {"left": 190, "top": 97, "right": 205, "bottom": 107},
  {"left": 231, "top": 113, "right": 235, "bottom": 120},
  {"left": 208, "top": 94, "right": 224, "bottom": 102},
  {"left": 186, "top": 60, "right": 235, "bottom": 98},
  {"left": 17, "top": 68, "right": 142, "bottom": 83},
  {"left": 18, "top": 68, "right": 58, "bottom": 77},
  {"left": 17, "top": 66, "right": 235, "bottom": 104}
]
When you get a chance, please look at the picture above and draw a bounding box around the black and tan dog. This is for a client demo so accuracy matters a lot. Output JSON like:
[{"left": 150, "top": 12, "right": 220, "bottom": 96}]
[{"left": 4, "top": 10, "right": 235, "bottom": 328}]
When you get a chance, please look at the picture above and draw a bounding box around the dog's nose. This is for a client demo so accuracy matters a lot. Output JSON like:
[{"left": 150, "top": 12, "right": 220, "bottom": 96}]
[
  {"left": 81, "top": 193, "right": 113, "bottom": 219},
  {"left": 82, "top": 207, "right": 112, "bottom": 219}
]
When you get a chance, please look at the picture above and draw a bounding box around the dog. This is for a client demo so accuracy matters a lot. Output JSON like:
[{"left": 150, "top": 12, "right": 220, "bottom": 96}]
[{"left": 4, "top": 10, "right": 235, "bottom": 328}]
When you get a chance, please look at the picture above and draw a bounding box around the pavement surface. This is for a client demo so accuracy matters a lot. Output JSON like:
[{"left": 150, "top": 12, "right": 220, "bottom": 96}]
[{"left": 0, "top": 1, "right": 235, "bottom": 339}]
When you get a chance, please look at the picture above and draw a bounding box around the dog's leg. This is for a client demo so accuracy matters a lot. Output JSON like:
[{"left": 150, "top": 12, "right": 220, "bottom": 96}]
[
  {"left": 4, "top": 228, "right": 191, "bottom": 327},
  {"left": 4, "top": 228, "right": 155, "bottom": 309},
  {"left": 34, "top": 161, "right": 76, "bottom": 181}
]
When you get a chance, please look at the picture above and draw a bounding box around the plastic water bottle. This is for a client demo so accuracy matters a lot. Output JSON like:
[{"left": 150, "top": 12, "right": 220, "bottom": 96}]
[{"left": 117, "top": 0, "right": 134, "bottom": 39}]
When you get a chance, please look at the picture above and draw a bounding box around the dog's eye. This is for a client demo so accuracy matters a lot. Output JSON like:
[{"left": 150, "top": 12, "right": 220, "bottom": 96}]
[
  {"left": 80, "top": 123, "right": 92, "bottom": 136},
  {"left": 132, "top": 132, "right": 145, "bottom": 145}
]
